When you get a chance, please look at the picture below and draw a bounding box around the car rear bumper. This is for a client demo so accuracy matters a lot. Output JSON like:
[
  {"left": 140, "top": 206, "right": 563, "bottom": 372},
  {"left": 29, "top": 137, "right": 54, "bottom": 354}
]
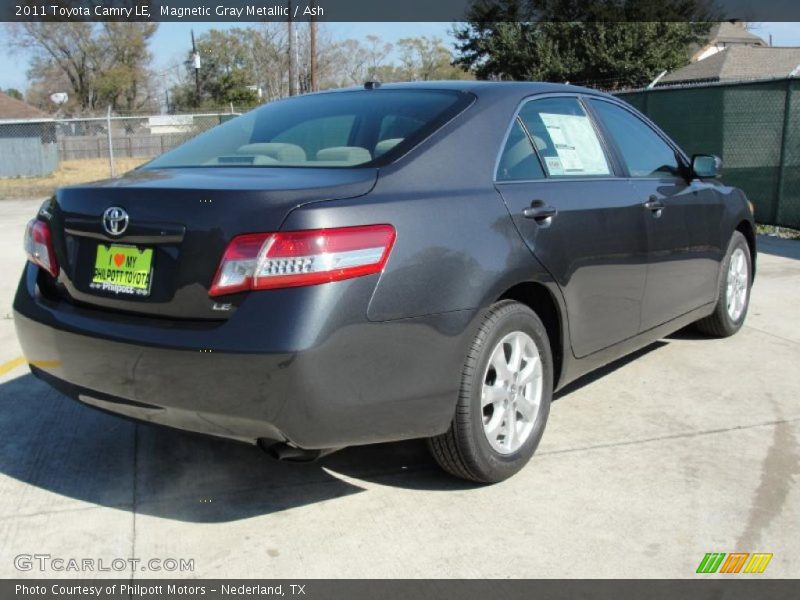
[{"left": 14, "top": 265, "right": 475, "bottom": 448}]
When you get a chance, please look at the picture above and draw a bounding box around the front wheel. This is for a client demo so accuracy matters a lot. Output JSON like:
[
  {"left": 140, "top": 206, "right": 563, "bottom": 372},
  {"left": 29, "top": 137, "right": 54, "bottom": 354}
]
[
  {"left": 427, "top": 300, "right": 553, "bottom": 483},
  {"left": 695, "top": 231, "right": 752, "bottom": 337}
]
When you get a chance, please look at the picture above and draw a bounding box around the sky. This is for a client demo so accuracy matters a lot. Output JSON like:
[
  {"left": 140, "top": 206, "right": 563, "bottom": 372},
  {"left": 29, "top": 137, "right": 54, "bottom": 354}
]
[
  {"left": 0, "top": 22, "right": 454, "bottom": 91},
  {"left": 1, "top": 21, "right": 799, "bottom": 93}
]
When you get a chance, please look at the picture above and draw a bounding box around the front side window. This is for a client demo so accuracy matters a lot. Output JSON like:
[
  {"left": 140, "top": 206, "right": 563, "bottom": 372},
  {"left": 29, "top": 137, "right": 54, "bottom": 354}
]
[
  {"left": 517, "top": 97, "right": 612, "bottom": 178},
  {"left": 145, "top": 90, "right": 472, "bottom": 169},
  {"left": 589, "top": 100, "right": 682, "bottom": 179}
]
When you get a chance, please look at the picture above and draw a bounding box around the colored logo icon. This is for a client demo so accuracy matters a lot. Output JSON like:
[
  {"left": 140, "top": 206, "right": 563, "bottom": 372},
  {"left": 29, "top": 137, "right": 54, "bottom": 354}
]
[{"left": 696, "top": 552, "right": 773, "bottom": 574}]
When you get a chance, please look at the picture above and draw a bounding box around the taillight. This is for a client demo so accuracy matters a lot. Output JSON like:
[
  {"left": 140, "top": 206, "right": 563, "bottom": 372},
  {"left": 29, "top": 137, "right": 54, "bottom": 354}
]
[
  {"left": 209, "top": 225, "right": 396, "bottom": 297},
  {"left": 24, "top": 219, "right": 58, "bottom": 278}
]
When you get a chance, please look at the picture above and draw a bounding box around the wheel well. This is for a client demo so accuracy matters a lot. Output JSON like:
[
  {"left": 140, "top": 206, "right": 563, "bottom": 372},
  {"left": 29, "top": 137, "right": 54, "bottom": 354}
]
[
  {"left": 499, "top": 283, "right": 564, "bottom": 388},
  {"left": 736, "top": 220, "right": 757, "bottom": 278}
]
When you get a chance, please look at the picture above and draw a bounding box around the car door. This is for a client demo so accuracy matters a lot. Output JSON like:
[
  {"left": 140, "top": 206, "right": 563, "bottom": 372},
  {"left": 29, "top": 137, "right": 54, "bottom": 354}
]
[
  {"left": 495, "top": 95, "right": 648, "bottom": 358},
  {"left": 587, "top": 99, "right": 723, "bottom": 330}
]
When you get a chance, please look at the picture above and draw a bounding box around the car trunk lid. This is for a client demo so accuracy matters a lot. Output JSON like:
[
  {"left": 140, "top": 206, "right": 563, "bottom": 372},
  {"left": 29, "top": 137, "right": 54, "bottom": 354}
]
[{"left": 46, "top": 167, "right": 377, "bottom": 320}]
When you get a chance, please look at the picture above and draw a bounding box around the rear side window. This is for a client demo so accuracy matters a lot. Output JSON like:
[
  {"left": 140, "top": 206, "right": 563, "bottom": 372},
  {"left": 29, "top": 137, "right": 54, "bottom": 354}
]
[
  {"left": 589, "top": 100, "right": 682, "bottom": 178},
  {"left": 518, "top": 97, "right": 612, "bottom": 178},
  {"left": 145, "top": 90, "right": 472, "bottom": 169},
  {"left": 496, "top": 119, "right": 545, "bottom": 181}
]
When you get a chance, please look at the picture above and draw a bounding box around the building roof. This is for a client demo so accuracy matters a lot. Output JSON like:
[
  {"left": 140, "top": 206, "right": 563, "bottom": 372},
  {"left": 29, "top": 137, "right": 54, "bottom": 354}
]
[
  {"left": 0, "top": 91, "right": 49, "bottom": 120},
  {"left": 707, "top": 22, "right": 768, "bottom": 46},
  {"left": 661, "top": 46, "right": 800, "bottom": 85}
]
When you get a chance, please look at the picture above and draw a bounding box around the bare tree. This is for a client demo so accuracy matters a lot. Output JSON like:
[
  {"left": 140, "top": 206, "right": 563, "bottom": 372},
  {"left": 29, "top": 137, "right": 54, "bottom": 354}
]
[
  {"left": 7, "top": 22, "right": 158, "bottom": 114},
  {"left": 334, "top": 35, "right": 394, "bottom": 86},
  {"left": 253, "top": 23, "right": 291, "bottom": 100},
  {"left": 397, "top": 36, "right": 471, "bottom": 81}
]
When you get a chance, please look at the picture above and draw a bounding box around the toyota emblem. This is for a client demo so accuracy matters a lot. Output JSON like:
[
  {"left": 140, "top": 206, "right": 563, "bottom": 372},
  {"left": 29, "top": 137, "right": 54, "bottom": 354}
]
[{"left": 102, "top": 207, "right": 129, "bottom": 236}]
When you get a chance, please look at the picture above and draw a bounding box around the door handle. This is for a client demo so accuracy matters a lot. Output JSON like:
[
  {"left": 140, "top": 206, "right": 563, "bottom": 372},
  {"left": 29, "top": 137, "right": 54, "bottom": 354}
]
[
  {"left": 643, "top": 196, "right": 665, "bottom": 212},
  {"left": 523, "top": 201, "right": 558, "bottom": 221}
]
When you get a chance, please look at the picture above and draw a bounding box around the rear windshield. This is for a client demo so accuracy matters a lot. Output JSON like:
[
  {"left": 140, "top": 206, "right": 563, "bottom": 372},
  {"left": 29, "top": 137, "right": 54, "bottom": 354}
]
[{"left": 145, "top": 89, "right": 472, "bottom": 169}]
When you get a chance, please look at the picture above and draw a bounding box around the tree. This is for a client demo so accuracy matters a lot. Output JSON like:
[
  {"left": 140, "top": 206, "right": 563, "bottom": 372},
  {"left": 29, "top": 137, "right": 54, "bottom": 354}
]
[
  {"left": 251, "top": 24, "right": 291, "bottom": 100},
  {"left": 97, "top": 23, "right": 159, "bottom": 113},
  {"left": 7, "top": 22, "right": 159, "bottom": 113},
  {"left": 333, "top": 35, "right": 471, "bottom": 85},
  {"left": 3, "top": 88, "right": 23, "bottom": 100},
  {"left": 293, "top": 24, "right": 345, "bottom": 94},
  {"left": 453, "top": 0, "right": 713, "bottom": 88},
  {"left": 170, "top": 28, "right": 261, "bottom": 110},
  {"left": 334, "top": 35, "right": 394, "bottom": 86},
  {"left": 396, "top": 37, "right": 472, "bottom": 81}
]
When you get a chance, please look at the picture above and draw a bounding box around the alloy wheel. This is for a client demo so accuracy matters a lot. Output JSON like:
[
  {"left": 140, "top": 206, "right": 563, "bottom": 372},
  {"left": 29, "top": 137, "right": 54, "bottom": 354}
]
[
  {"left": 726, "top": 247, "right": 749, "bottom": 321},
  {"left": 481, "top": 331, "right": 543, "bottom": 455}
]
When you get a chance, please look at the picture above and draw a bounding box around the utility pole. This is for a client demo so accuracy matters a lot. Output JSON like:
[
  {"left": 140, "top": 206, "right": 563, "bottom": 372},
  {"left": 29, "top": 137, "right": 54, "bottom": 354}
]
[
  {"left": 287, "top": 2, "right": 297, "bottom": 96},
  {"left": 310, "top": 17, "right": 318, "bottom": 92},
  {"left": 191, "top": 29, "right": 201, "bottom": 104}
]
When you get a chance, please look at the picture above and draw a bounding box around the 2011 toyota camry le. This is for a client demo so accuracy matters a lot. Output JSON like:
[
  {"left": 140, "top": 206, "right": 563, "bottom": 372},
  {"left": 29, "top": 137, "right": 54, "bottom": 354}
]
[{"left": 14, "top": 81, "right": 755, "bottom": 482}]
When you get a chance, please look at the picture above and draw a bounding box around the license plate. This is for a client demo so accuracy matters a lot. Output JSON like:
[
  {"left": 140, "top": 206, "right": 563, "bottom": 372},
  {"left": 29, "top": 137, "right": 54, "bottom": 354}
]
[{"left": 91, "top": 244, "right": 153, "bottom": 296}]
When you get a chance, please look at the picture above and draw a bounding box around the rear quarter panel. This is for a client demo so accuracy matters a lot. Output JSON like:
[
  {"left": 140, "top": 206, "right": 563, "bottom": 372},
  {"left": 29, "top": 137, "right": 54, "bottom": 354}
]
[{"left": 280, "top": 88, "right": 558, "bottom": 322}]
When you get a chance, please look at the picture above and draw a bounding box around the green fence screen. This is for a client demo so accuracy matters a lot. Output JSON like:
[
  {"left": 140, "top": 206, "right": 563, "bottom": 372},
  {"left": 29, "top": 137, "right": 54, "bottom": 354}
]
[{"left": 617, "top": 78, "right": 800, "bottom": 228}]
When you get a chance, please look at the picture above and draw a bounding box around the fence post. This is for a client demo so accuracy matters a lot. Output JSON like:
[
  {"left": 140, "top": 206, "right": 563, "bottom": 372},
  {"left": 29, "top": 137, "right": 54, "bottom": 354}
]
[
  {"left": 775, "top": 77, "right": 794, "bottom": 227},
  {"left": 106, "top": 106, "right": 115, "bottom": 178}
]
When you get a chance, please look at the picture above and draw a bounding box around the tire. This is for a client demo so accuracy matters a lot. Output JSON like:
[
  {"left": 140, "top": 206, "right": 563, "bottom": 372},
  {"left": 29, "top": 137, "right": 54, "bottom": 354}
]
[
  {"left": 427, "top": 300, "right": 553, "bottom": 483},
  {"left": 695, "top": 231, "right": 752, "bottom": 337}
]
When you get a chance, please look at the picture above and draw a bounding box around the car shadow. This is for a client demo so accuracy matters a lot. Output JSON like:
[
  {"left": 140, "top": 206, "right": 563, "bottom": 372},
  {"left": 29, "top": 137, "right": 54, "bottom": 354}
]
[
  {"left": 0, "top": 374, "right": 476, "bottom": 524},
  {"left": 1, "top": 339, "right": 678, "bottom": 522},
  {"left": 553, "top": 340, "right": 668, "bottom": 401},
  {"left": 756, "top": 234, "right": 800, "bottom": 260},
  {"left": 666, "top": 326, "right": 709, "bottom": 341}
]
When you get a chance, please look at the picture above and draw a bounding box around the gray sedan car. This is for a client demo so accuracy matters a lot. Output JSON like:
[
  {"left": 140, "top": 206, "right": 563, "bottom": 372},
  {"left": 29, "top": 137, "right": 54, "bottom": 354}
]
[{"left": 15, "top": 81, "right": 755, "bottom": 482}]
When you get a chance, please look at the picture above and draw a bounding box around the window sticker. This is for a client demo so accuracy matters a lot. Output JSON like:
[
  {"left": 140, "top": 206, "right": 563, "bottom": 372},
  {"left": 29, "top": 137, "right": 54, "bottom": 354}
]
[
  {"left": 544, "top": 156, "right": 564, "bottom": 175},
  {"left": 539, "top": 113, "right": 611, "bottom": 176}
]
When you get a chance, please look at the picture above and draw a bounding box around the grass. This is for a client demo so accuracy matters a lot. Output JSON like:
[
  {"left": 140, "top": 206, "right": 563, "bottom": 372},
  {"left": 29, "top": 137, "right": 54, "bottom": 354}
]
[
  {"left": 0, "top": 158, "right": 149, "bottom": 200},
  {"left": 756, "top": 223, "right": 800, "bottom": 240}
]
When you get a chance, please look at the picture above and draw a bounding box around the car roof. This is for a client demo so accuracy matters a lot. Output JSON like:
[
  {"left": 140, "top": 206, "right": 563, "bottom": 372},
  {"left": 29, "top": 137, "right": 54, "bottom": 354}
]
[{"left": 320, "top": 80, "right": 614, "bottom": 101}]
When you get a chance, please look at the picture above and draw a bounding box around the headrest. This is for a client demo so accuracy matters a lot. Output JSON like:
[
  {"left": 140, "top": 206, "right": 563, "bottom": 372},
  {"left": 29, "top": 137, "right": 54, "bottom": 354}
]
[
  {"left": 315, "top": 146, "right": 372, "bottom": 165},
  {"left": 374, "top": 138, "right": 404, "bottom": 157},
  {"left": 236, "top": 143, "right": 306, "bottom": 163}
]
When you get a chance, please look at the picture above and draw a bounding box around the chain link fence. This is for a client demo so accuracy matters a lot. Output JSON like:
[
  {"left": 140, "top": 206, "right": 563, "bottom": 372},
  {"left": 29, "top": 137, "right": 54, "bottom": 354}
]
[
  {"left": 617, "top": 77, "right": 800, "bottom": 229},
  {"left": 0, "top": 111, "right": 240, "bottom": 199}
]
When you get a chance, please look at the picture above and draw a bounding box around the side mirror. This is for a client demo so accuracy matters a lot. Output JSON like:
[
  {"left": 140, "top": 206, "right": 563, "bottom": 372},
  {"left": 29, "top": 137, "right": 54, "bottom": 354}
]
[{"left": 691, "top": 154, "right": 722, "bottom": 179}]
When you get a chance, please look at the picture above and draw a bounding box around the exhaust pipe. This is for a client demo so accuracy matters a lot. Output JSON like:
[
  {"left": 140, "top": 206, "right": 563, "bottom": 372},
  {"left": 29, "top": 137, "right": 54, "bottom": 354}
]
[{"left": 259, "top": 440, "right": 339, "bottom": 463}]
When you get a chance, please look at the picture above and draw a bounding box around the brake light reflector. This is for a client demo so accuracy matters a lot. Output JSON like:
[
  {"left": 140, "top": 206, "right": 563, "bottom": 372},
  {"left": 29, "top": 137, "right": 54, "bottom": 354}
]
[
  {"left": 209, "top": 225, "right": 396, "bottom": 296},
  {"left": 24, "top": 219, "right": 58, "bottom": 277}
]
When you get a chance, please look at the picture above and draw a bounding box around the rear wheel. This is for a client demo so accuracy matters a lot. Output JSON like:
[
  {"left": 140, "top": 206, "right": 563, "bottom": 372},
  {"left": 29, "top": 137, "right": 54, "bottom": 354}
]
[
  {"left": 695, "top": 231, "right": 752, "bottom": 337},
  {"left": 428, "top": 300, "right": 552, "bottom": 483}
]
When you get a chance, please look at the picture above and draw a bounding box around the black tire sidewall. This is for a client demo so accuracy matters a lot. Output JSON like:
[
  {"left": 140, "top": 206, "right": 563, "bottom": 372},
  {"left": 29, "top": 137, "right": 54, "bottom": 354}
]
[{"left": 463, "top": 304, "right": 553, "bottom": 481}]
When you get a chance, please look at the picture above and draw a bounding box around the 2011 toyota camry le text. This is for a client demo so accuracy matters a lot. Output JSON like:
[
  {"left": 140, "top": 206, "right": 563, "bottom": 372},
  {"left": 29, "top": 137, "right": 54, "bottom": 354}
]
[{"left": 14, "top": 82, "right": 756, "bottom": 482}]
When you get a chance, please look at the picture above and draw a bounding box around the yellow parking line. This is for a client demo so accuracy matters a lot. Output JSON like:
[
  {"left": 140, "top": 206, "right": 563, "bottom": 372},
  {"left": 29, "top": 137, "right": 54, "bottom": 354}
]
[
  {"left": 31, "top": 360, "right": 61, "bottom": 369},
  {"left": 0, "top": 356, "right": 62, "bottom": 377},
  {"left": 0, "top": 356, "right": 27, "bottom": 377}
]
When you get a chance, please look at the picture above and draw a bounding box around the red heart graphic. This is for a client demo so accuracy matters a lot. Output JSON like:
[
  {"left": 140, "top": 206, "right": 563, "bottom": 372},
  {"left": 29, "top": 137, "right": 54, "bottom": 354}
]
[{"left": 113, "top": 253, "right": 125, "bottom": 267}]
